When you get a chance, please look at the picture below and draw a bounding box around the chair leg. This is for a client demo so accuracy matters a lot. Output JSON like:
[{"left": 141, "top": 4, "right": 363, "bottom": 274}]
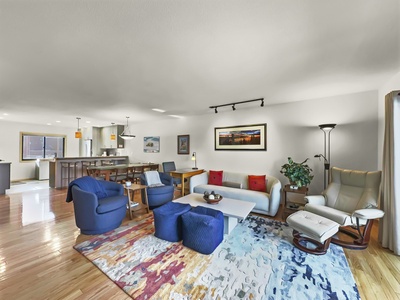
[{"left": 331, "top": 219, "right": 374, "bottom": 250}]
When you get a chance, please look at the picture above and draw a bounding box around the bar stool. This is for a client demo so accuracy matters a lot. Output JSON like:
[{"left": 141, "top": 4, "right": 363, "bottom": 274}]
[
  {"left": 81, "top": 160, "right": 97, "bottom": 177},
  {"left": 60, "top": 161, "right": 79, "bottom": 187}
]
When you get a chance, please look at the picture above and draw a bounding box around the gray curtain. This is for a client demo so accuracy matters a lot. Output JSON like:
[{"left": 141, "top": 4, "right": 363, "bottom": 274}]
[{"left": 379, "top": 91, "right": 400, "bottom": 255}]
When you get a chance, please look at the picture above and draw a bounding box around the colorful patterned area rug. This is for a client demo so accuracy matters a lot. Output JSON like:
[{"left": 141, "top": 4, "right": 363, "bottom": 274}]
[{"left": 74, "top": 215, "right": 360, "bottom": 300}]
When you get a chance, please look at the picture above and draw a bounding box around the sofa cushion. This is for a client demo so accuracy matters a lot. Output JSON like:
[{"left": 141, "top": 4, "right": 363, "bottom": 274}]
[
  {"left": 208, "top": 170, "right": 223, "bottom": 186},
  {"left": 222, "top": 181, "right": 242, "bottom": 189},
  {"left": 248, "top": 175, "right": 267, "bottom": 192}
]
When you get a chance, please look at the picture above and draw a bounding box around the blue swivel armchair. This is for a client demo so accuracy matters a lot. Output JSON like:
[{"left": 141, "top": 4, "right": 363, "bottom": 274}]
[
  {"left": 66, "top": 176, "right": 127, "bottom": 235},
  {"left": 140, "top": 171, "right": 175, "bottom": 209}
]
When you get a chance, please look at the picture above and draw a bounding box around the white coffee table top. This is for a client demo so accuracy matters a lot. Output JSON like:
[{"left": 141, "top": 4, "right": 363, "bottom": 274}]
[{"left": 173, "top": 193, "right": 255, "bottom": 220}]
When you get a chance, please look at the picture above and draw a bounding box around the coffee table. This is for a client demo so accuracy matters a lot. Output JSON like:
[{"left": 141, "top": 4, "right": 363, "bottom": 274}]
[{"left": 173, "top": 193, "right": 255, "bottom": 234}]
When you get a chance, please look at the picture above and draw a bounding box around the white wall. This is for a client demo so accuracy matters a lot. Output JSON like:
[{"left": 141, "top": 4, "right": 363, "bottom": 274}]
[
  {"left": 0, "top": 121, "right": 79, "bottom": 181},
  {"left": 124, "top": 90, "right": 379, "bottom": 194},
  {"left": 1, "top": 90, "right": 379, "bottom": 193}
]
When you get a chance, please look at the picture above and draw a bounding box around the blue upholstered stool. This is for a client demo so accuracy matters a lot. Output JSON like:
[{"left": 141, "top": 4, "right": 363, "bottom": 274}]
[
  {"left": 153, "top": 202, "right": 191, "bottom": 242},
  {"left": 182, "top": 206, "right": 224, "bottom": 255}
]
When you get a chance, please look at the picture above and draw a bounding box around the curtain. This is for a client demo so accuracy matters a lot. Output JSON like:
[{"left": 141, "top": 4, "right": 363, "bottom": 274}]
[{"left": 379, "top": 91, "right": 400, "bottom": 255}]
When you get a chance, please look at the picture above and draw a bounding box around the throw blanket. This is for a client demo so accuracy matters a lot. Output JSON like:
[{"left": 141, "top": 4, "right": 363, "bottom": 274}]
[
  {"left": 66, "top": 176, "right": 108, "bottom": 202},
  {"left": 144, "top": 171, "right": 164, "bottom": 187}
]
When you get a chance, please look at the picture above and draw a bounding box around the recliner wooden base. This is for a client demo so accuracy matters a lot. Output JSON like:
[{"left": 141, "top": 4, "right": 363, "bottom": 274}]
[
  {"left": 331, "top": 219, "right": 374, "bottom": 250},
  {"left": 292, "top": 230, "right": 332, "bottom": 255}
]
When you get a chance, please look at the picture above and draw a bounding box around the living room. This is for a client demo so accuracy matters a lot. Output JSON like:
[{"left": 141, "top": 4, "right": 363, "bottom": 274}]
[{"left": 1, "top": 0, "right": 399, "bottom": 299}]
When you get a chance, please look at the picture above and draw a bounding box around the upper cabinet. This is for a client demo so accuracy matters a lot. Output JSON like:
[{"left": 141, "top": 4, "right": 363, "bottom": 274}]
[{"left": 100, "top": 125, "right": 125, "bottom": 148}]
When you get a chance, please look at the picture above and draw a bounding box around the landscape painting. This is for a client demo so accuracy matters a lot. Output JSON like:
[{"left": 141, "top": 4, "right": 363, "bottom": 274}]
[
  {"left": 214, "top": 123, "right": 266, "bottom": 151},
  {"left": 144, "top": 136, "right": 160, "bottom": 153}
]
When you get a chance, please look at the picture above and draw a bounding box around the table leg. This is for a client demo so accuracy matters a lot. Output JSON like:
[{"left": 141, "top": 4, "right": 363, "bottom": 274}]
[
  {"left": 224, "top": 216, "right": 238, "bottom": 234},
  {"left": 181, "top": 174, "right": 185, "bottom": 196},
  {"left": 126, "top": 189, "right": 133, "bottom": 220},
  {"left": 142, "top": 187, "right": 149, "bottom": 213}
]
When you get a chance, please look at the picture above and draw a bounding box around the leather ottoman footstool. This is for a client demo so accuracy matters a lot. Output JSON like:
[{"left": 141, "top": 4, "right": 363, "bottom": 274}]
[{"left": 286, "top": 210, "right": 340, "bottom": 255}]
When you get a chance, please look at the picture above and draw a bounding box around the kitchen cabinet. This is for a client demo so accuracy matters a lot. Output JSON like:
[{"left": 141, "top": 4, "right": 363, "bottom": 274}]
[{"left": 100, "top": 125, "right": 124, "bottom": 149}]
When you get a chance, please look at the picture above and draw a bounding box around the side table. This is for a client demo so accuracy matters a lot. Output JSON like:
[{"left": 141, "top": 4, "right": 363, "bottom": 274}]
[
  {"left": 124, "top": 184, "right": 149, "bottom": 219},
  {"left": 282, "top": 184, "right": 308, "bottom": 221}
]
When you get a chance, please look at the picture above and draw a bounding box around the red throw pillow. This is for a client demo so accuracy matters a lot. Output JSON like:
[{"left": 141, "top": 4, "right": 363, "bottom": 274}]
[
  {"left": 208, "top": 170, "right": 223, "bottom": 186},
  {"left": 248, "top": 175, "right": 267, "bottom": 192}
]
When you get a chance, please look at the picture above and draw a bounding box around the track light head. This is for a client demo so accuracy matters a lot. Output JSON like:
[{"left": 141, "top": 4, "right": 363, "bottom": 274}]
[
  {"left": 260, "top": 100, "right": 264, "bottom": 107},
  {"left": 232, "top": 104, "right": 236, "bottom": 111},
  {"left": 214, "top": 107, "right": 218, "bottom": 113}
]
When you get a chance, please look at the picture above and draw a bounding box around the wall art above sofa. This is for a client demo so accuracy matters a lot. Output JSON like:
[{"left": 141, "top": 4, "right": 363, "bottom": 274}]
[{"left": 214, "top": 123, "right": 266, "bottom": 151}]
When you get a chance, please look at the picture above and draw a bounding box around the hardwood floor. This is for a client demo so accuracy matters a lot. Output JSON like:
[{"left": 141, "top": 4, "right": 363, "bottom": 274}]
[{"left": 0, "top": 187, "right": 399, "bottom": 299}]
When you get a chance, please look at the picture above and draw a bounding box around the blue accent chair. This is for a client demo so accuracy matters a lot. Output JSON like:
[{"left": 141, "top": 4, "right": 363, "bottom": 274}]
[
  {"left": 140, "top": 172, "right": 175, "bottom": 209},
  {"left": 153, "top": 202, "right": 192, "bottom": 242},
  {"left": 182, "top": 206, "right": 224, "bottom": 254},
  {"left": 66, "top": 176, "right": 127, "bottom": 235}
]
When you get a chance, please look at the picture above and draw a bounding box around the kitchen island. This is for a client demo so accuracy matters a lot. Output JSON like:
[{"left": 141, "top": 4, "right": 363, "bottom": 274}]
[{"left": 49, "top": 156, "right": 129, "bottom": 188}]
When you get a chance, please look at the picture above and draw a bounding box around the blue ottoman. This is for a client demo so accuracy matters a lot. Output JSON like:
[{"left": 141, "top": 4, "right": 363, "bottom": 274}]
[
  {"left": 182, "top": 206, "right": 224, "bottom": 255},
  {"left": 153, "top": 202, "right": 192, "bottom": 242}
]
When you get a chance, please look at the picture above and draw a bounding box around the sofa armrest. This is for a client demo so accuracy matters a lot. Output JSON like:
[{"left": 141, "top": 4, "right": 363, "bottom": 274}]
[
  {"left": 353, "top": 208, "right": 385, "bottom": 220},
  {"left": 304, "top": 195, "right": 326, "bottom": 206},
  {"left": 190, "top": 172, "right": 208, "bottom": 193},
  {"left": 268, "top": 179, "right": 282, "bottom": 216}
]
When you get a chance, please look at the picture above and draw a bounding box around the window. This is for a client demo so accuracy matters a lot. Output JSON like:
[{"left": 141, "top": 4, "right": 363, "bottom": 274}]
[{"left": 21, "top": 133, "right": 66, "bottom": 161}]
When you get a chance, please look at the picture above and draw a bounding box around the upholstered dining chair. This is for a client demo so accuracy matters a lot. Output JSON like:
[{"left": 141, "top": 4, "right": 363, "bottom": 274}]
[
  {"left": 304, "top": 167, "right": 384, "bottom": 250},
  {"left": 162, "top": 161, "right": 186, "bottom": 186}
]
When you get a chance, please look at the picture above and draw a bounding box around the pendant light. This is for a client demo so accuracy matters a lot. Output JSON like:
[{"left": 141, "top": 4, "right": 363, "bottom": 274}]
[
  {"left": 119, "top": 116, "right": 135, "bottom": 140},
  {"left": 110, "top": 123, "right": 116, "bottom": 140},
  {"left": 75, "top": 117, "right": 82, "bottom": 139}
]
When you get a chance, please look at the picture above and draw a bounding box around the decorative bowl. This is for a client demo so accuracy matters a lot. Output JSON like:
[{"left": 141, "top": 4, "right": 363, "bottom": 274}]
[{"left": 203, "top": 195, "right": 223, "bottom": 205}]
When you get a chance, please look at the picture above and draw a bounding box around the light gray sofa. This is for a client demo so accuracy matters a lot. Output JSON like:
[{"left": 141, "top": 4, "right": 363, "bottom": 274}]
[{"left": 189, "top": 171, "right": 282, "bottom": 216}]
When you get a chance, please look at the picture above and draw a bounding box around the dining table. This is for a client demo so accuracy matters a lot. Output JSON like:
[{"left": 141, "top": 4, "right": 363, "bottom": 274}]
[{"left": 87, "top": 163, "right": 159, "bottom": 181}]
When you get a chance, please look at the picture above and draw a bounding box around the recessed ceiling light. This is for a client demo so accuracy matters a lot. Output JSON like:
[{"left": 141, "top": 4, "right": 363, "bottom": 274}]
[
  {"left": 46, "top": 123, "right": 52, "bottom": 125},
  {"left": 85, "top": 121, "right": 91, "bottom": 124},
  {"left": 3, "top": 113, "right": 8, "bottom": 116},
  {"left": 56, "top": 120, "right": 61, "bottom": 123},
  {"left": 168, "top": 115, "right": 183, "bottom": 119},
  {"left": 152, "top": 108, "right": 166, "bottom": 113}
]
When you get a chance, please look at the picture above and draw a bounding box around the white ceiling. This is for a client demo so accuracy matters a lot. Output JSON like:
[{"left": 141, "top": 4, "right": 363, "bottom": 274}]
[{"left": 1, "top": 0, "right": 399, "bottom": 128}]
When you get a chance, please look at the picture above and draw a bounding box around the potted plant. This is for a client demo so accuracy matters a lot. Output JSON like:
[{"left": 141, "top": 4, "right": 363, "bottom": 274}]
[{"left": 280, "top": 157, "right": 314, "bottom": 188}]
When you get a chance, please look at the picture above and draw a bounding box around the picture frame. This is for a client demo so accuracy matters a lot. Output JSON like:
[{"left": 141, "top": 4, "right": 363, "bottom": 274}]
[
  {"left": 177, "top": 134, "right": 190, "bottom": 155},
  {"left": 214, "top": 123, "right": 267, "bottom": 151},
  {"left": 144, "top": 136, "right": 160, "bottom": 153}
]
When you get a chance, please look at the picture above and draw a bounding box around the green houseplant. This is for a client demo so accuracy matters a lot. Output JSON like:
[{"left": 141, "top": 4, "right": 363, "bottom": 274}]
[{"left": 280, "top": 157, "right": 314, "bottom": 188}]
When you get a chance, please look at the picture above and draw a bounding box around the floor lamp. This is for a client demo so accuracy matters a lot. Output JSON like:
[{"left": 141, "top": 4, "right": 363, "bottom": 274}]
[{"left": 315, "top": 123, "right": 336, "bottom": 189}]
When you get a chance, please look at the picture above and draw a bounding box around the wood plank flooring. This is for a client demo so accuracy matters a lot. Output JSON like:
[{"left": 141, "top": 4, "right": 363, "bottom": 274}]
[{"left": 0, "top": 187, "right": 399, "bottom": 299}]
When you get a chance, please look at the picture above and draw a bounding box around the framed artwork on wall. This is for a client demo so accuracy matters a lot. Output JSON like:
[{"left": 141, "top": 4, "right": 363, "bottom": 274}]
[
  {"left": 177, "top": 135, "right": 190, "bottom": 154},
  {"left": 214, "top": 123, "right": 267, "bottom": 151},
  {"left": 144, "top": 136, "right": 160, "bottom": 153}
]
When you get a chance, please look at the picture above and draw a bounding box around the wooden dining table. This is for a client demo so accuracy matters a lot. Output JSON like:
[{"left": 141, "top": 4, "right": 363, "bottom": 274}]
[{"left": 87, "top": 163, "right": 158, "bottom": 181}]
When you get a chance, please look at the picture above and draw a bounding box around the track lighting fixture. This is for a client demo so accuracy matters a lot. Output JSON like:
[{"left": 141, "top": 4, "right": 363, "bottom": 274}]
[{"left": 210, "top": 98, "right": 264, "bottom": 114}]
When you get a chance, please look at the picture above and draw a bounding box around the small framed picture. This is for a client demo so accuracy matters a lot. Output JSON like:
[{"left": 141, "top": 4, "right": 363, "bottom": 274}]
[
  {"left": 144, "top": 136, "right": 160, "bottom": 153},
  {"left": 177, "top": 135, "right": 190, "bottom": 154}
]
